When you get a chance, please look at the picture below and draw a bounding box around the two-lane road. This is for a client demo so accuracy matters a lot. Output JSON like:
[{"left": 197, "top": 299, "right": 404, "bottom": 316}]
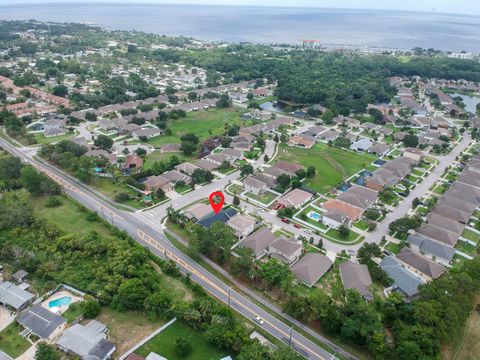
[{"left": 0, "top": 137, "right": 348, "bottom": 360}]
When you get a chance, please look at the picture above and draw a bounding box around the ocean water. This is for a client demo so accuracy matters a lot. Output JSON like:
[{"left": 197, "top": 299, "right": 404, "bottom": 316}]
[{"left": 1, "top": 3, "right": 480, "bottom": 52}]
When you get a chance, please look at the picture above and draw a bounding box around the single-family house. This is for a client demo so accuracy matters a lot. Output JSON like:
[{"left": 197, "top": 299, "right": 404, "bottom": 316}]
[
  {"left": 238, "top": 227, "right": 276, "bottom": 259},
  {"left": 57, "top": 320, "right": 116, "bottom": 360},
  {"left": 184, "top": 203, "right": 212, "bottom": 221},
  {"left": 322, "top": 210, "right": 350, "bottom": 229},
  {"left": 0, "top": 281, "right": 34, "bottom": 311},
  {"left": 132, "top": 128, "right": 162, "bottom": 139},
  {"left": 267, "top": 236, "right": 303, "bottom": 265},
  {"left": 288, "top": 134, "right": 316, "bottom": 149},
  {"left": 319, "top": 129, "right": 340, "bottom": 142},
  {"left": 175, "top": 162, "right": 201, "bottom": 176},
  {"left": 276, "top": 188, "right": 313, "bottom": 208},
  {"left": 122, "top": 154, "right": 144, "bottom": 170},
  {"left": 18, "top": 304, "right": 67, "bottom": 341},
  {"left": 368, "top": 143, "right": 390, "bottom": 157},
  {"left": 291, "top": 253, "right": 333, "bottom": 287},
  {"left": 403, "top": 147, "right": 424, "bottom": 162},
  {"left": 407, "top": 235, "right": 456, "bottom": 266},
  {"left": 350, "top": 138, "right": 373, "bottom": 152},
  {"left": 323, "top": 199, "right": 364, "bottom": 222},
  {"left": 244, "top": 176, "right": 268, "bottom": 196},
  {"left": 339, "top": 261, "right": 373, "bottom": 300},
  {"left": 380, "top": 256, "right": 424, "bottom": 301},
  {"left": 415, "top": 224, "right": 459, "bottom": 247},
  {"left": 197, "top": 208, "right": 238, "bottom": 228},
  {"left": 395, "top": 248, "right": 447, "bottom": 282},
  {"left": 142, "top": 175, "right": 173, "bottom": 193},
  {"left": 226, "top": 214, "right": 256, "bottom": 239}
]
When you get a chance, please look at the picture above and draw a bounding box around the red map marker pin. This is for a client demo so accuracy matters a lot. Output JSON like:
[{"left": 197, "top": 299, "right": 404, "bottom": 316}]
[{"left": 209, "top": 191, "right": 225, "bottom": 214}]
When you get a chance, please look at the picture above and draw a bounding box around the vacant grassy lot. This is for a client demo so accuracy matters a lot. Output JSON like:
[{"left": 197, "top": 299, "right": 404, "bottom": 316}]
[
  {"left": 144, "top": 151, "right": 190, "bottom": 170},
  {"left": 0, "top": 322, "right": 31, "bottom": 358},
  {"left": 143, "top": 108, "right": 246, "bottom": 147},
  {"left": 33, "top": 132, "right": 75, "bottom": 145},
  {"left": 245, "top": 190, "right": 278, "bottom": 205},
  {"left": 136, "top": 321, "right": 228, "bottom": 360},
  {"left": 98, "top": 307, "right": 167, "bottom": 357},
  {"left": 275, "top": 143, "right": 376, "bottom": 193}
]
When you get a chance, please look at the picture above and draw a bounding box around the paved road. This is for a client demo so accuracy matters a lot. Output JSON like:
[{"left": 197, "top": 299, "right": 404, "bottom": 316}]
[
  {"left": 364, "top": 133, "right": 472, "bottom": 244},
  {"left": 0, "top": 137, "right": 346, "bottom": 360}
]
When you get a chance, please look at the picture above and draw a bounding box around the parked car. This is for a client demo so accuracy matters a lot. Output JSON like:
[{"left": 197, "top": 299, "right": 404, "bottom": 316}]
[
  {"left": 281, "top": 218, "right": 290, "bottom": 224},
  {"left": 294, "top": 223, "right": 301, "bottom": 229}
]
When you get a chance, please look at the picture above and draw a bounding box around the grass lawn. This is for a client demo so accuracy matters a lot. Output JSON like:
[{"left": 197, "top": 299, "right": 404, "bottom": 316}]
[
  {"left": 245, "top": 190, "right": 278, "bottom": 205},
  {"left": 135, "top": 321, "right": 228, "bottom": 360},
  {"left": 455, "top": 240, "right": 477, "bottom": 256},
  {"left": 315, "top": 260, "right": 345, "bottom": 301},
  {"left": 412, "top": 169, "right": 425, "bottom": 177},
  {"left": 141, "top": 108, "right": 245, "bottom": 147},
  {"left": 416, "top": 206, "right": 429, "bottom": 216},
  {"left": 433, "top": 183, "right": 448, "bottom": 195},
  {"left": 390, "top": 149, "right": 402, "bottom": 157},
  {"left": 353, "top": 220, "right": 370, "bottom": 231},
  {"left": 143, "top": 151, "right": 190, "bottom": 170},
  {"left": 175, "top": 184, "right": 192, "bottom": 194},
  {"left": 31, "top": 195, "right": 111, "bottom": 238},
  {"left": 33, "top": 132, "right": 75, "bottom": 144},
  {"left": 62, "top": 301, "right": 85, "bottom": 323},
  {"left": 91, "top": 177, "right": 148, "bottom": 209},
  {"left": 0, "top": 322, "right": 31, "bottom": 358},
  {"left": 385, "top": 242, "right": 402, "bottom": 254},
  {"left": 326, "top": 228, "right": 361, "bottom": 243},
  {"left": 461, "top": 229, "right": 480, "bottom": 243},
  {"left": 275, "top": 143, "right": 376, "bottom": 194},
  {"left": 228, "top": 184, "right": 244, "bottom": 195}
]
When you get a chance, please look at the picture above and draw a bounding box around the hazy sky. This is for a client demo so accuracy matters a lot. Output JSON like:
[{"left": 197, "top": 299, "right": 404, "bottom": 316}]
[{"left": 2, "top": 0, "right": 480, "bottom": 16}]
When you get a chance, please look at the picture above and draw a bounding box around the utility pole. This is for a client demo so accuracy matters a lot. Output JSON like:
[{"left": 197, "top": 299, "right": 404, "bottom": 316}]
[
  {"left": 288, "top": 326, "right": 293, "bottom": 347},
  {"left": 227, "top": 287, "right": 231, "bottom": 308}
]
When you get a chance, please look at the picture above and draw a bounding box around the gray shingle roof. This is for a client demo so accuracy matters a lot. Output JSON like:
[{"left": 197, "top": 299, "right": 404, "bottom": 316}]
[
  {"left": 0, "top": 281, "right": 34, "bottom": 310},
  {"left": 18, "top": 304, "right": 66, "bottom": 339},
  {"left": 407, "top": 235, "right": 456, "bottom": 263},
  {"left": 380, "top": 257, "right": 424, "bottom": 298},
  {"left": 396, "top": 248, "right": 447, "bottom": 279},
  {"left": 238, "top": 227, "right": 276, "bottom": 257},
  {"left": 291, "top": 253, "right": 333, "bottom": 287},
  {"left": 339, "top": 261, "right": 373, "bottom": 299}
]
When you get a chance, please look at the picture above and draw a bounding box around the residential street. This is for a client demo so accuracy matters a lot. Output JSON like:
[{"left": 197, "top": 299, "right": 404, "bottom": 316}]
[{"left": 364, "top": 133, "right": 472, "bottom": 244}]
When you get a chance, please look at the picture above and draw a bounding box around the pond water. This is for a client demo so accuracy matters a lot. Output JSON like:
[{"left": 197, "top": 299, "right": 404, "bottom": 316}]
[
  {"left": 260, "top": 101, "right": 285, "bottom": 113},
  {"left": 451, "top": 93, "right": 480, "bottom": 114}
]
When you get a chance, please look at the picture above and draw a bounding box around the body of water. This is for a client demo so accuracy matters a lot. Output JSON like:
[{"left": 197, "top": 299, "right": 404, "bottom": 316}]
[
  {"left": 1, "top": 3, "right": 480, "bottom": 52},
  {"left": 451, "top": 92, "right": 480, "bottom": 113}
]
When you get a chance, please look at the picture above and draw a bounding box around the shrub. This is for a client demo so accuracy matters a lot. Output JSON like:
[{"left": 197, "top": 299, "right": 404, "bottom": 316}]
[{"left": 45, "top": 196, "right": 62, "bottom": 208}]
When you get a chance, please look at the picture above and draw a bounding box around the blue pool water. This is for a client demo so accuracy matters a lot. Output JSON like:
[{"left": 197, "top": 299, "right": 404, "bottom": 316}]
[
  {"left": 48, "top": 296, "right": 72, "bottom": 308},
  {"left": 307, "top": 211, "right": 322, "bottom": 222}
]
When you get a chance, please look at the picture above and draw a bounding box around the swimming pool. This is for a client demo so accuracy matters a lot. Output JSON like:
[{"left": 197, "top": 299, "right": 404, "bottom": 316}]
[
  {"left": 307, "top": 211, "right": 322, "bottom": 222},
  {"left": 48, "top": 296, "right": 72, "bottom": 308}
]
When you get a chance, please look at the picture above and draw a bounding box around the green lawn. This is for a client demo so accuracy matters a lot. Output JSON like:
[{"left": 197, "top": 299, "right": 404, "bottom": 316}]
[
  {"left": 62, "top": 301, "right": 85, "bottom": 323},
  {"left": 140, "top": 108, "right": 246, "bottom": 147},
  {"left": 385, "top": 242, "right": 402, "bottom": 254},
  {"left": 136, "top": 321, "right": 228, "bottom": 360},
  {"left": 326, "top": 228, "right": 361, "bottom": 243},
  {"left": 144, "top": 151, "right": 190, "bottom": 170},
  {"left": 245, "top": 190, "right": 278, "bottom": 205},
  {"left": 33, "top": 132, "right": 75, "bottom": 144},
  {"left": 0, "top": 322, "right": 31, "bottom": 358},
  {"left": 455, "top": 240, "right": 478, "bottom": 256},
  {"left": 461, "top": 229, "right": 480, "bottom": 243},
  {"left": 31, "top": 195, "right": 111, "bottom": 238},
  {"left": 275, "top": 143, "right": 376, "bottom": 194},
  {"left": 353, "top": 220, "right": 370, "bottom": 231}
]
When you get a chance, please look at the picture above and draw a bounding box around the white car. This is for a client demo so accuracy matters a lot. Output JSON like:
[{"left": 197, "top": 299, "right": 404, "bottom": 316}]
[{"left": 254, "top": 315, "right": 264, "bottom": 325}]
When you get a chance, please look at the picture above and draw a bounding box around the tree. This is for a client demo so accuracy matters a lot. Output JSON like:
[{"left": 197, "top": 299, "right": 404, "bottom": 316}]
[
  {"left": 403, "top": 134, "right": 419, "bottom": 148},
  {"left": 216, "top": 94, "right": 232, "bottom": 108},
  {"left": 276, "top": 174, "right": 291, "bottom": 191},
  {"left": 389, "top": 216, "right": 422, "bottom": 234},
  {"left": 52, "top": 85, "right": 68, "bottom": 97},
  {"left": 85, "top": 112, "right": 97, "bottom": 121},
  {"left": 175, "top": 337, "right": 192, "bottom": 356},
  {"left": 180, "top": 141, "right": 197, "bottom": 156},
  {"left": 83, "top": 299, "right": 101, "bottom": 319},
  {"left": 35, "top": 343, "right": 61, "bottom": 360},
  {"left": 112, "top": 278, "right": 150, "bottom": 311},
  {"left": 233, "top": 195, "right": 240, "bottom": 206},
  {"left": 94, "top": 134, "right": 113, "bottom": 150},
  {"left": 0, "top": 155, "right": 23, "bottom": 180},
  {"left": 338, "top": 225, "right": 350, "bottom": 238},
  {"left": 260, "top": 258, "right": 291, "bottom": 287},
  {"left": 240, "top": 164, "right": 254, "bottom": 177},
  {"left": 20, "top": 166, "right": 61, "bottom": 196},
  {"left": 144, "top": 291, "right": 172, "bottom": 319},
  {"left": 306, "top": 166, "right": 316, "bottom": 178},
  {"left": 357, "top": 243, "right": 382, "bottom": 264}
]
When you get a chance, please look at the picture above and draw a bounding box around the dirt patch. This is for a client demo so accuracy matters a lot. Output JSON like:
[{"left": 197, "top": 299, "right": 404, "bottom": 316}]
[{"left": 97, "top": 307, "right": 165, "bottom": 356}]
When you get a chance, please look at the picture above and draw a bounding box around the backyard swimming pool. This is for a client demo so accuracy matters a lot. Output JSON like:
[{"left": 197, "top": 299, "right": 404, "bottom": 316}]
[
  {"left": 48, "top": 296, "right": 72, "bottom": 308},
  {"left": 307, "top": 211, "right": 322, "bottom": 222}
]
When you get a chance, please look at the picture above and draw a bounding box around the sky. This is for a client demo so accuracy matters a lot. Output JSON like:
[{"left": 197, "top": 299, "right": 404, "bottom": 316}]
[{"left": 2, "top": 0, "right": 480, "bottom": 16}]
